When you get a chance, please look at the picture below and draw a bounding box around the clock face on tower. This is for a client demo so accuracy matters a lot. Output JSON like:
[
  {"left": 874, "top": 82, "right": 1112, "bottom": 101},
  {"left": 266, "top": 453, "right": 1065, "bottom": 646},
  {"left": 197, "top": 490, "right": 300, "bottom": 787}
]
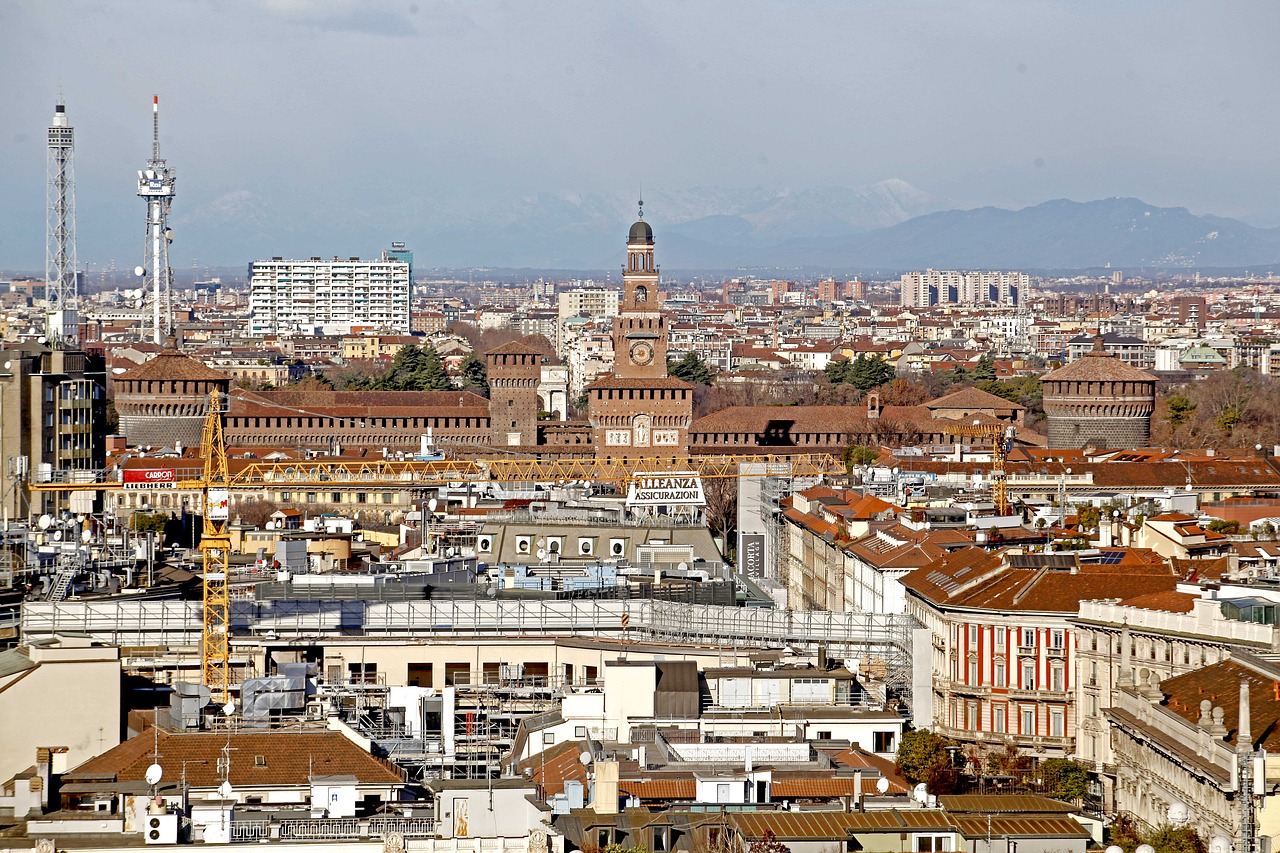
[{"left": 630, "top": 341, "right": 654, "bottom": 366}]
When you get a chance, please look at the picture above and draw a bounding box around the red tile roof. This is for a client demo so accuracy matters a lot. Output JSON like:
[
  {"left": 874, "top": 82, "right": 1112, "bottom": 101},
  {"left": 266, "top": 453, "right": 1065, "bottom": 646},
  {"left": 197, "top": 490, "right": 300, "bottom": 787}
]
[{"left": 68, "top": 730, "right": 403, "bottom": 788}]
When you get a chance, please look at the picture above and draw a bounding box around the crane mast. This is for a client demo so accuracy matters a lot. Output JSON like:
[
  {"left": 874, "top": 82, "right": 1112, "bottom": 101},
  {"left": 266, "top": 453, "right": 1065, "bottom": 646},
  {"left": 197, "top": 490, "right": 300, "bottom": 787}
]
[
  {"left": 199, "top": 391, "right": 232, "bottom": 703},
  {"left": 951, "top": 421, "right": 1017, "bottom": 516}
]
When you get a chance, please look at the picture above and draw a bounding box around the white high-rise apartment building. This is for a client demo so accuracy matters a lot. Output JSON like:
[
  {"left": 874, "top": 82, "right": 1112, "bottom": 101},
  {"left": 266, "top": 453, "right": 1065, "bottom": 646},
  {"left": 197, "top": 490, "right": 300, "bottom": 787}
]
[
  {"left": 899, "top": 269, "right": 1027, "bottom": 308},
  {"left": 248, "top": 253, "right": 411, "bottom": 336}
]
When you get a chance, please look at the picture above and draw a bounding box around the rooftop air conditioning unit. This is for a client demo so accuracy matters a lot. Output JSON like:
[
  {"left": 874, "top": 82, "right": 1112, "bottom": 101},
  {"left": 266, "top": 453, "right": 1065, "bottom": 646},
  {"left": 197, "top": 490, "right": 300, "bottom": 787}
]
[{"left": 145, "top": 812, "right": 179, "bottom": 844}]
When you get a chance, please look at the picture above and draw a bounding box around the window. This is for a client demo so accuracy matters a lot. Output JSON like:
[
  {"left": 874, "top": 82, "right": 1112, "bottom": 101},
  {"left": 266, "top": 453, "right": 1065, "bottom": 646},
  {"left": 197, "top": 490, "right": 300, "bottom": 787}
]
[
  {"left": 1021, "top": 707, "right": 1035, "bottom": 734},
  {"left": 1022, "top": 660, "right": 1036, "bottom": 689},
  {"left": 968, "top": 624, "right": 979, "bottom": 644},
  {"left": 873, "top": 731, "right": 896, "bottom": 752},
  {"left": 575, "top": 726, "right": 587, "bottom": 738},
  {"left": 306, "top": 492, "right": 316, "bottom": 503},
  {"left": 1051, "top": 629, "right": 1065, "bottom": 648},
  {"left": 1022, "top": 628, "right": 1036, "bottom": 647},
  {"left": 994, "top": 661, "right": 1006, "bottom": 687},
  {"left": 968, "top": 659, "right": 978, "bottom": 684},
  {"left": 1050, "top": 708, "right": 1065, "bottom": 738},
  {"left": 915, "top": 835, "right": 954, "bottom": 852},
  {"left": 1051, "top": 665, "right": 1065, "bottom": 692},
  {"left": 1086, "top": 692, "right": 1099, "bottom": 717},
  {"left": 966, "top": 702, "right": 978, "bottom": 730},
  {"left": 347, "top": 662, "right": 377, "bottom": 684},
  {"left": 543, "top": 732, "right": 555, "bottom": 745},
  {"left": 653, "top": 827, "right": 671, "bottom": 853},
  {"left": 816, "top": 730, "right": 833, "bottom": 740},
  {"left": 993, "top": 705, "right": 1006, "bottom": 733}
]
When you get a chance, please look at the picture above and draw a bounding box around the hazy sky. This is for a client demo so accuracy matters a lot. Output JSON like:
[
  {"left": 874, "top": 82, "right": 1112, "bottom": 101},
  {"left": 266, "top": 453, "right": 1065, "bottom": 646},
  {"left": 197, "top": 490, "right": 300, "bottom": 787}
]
[{"left": 3, "top": 0, "right": 1280, "bottom": 269}]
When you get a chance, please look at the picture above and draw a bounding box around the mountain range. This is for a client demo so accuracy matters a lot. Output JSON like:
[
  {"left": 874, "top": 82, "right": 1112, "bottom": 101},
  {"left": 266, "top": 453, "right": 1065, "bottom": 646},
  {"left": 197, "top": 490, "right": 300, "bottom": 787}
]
[{"left": 170, "top": 181, "right": 1280, "bottom": 273}]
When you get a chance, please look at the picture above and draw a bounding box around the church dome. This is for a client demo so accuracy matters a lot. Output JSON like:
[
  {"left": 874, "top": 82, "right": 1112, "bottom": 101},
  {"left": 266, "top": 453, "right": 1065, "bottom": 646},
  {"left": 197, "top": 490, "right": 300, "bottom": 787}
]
[{"left": 628, "top": 218, "right": 654, "bottom": 245}]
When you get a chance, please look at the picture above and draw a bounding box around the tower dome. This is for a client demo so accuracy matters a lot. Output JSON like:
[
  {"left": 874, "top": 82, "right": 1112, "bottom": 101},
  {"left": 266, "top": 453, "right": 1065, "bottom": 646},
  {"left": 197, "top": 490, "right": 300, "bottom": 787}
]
[{"left": 628, "top": 218, "right": 654, "bottom": 245}]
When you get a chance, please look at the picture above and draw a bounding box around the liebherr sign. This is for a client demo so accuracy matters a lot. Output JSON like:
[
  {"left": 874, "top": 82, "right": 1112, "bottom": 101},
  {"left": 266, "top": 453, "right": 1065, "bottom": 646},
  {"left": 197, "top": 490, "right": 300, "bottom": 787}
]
[{"left": 627, "top": 472, "right": 706, "bottom": 507}]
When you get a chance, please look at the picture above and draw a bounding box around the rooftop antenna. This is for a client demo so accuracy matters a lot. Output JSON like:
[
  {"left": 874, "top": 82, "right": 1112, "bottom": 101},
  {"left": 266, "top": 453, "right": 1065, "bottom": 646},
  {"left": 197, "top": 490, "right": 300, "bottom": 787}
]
[
  {"left": 46, "top": 93, "right": 79, "bottom": 347},
  {"left": 637, "top": 183, "right": 644, "bottom": 220},
  {"left": 137, "top": 95, "right": 177, "bottom": 345}
]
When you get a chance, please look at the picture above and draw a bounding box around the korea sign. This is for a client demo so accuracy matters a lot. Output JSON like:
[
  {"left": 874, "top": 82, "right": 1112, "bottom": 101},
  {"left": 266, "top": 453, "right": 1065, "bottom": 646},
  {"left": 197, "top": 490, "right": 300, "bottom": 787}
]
[
  {"left": 626, "top": 472, "right": 705, "bottom": 507},
  {"left": 123, "top": 468, "right": 176, "bottom": 490}
]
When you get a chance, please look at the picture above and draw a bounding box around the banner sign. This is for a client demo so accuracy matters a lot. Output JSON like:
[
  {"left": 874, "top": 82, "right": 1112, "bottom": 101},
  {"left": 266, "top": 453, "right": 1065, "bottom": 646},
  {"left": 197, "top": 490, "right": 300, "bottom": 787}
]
[
  {"left": 740, "top": 533, "right": 766, "bottom": 578},
  {"left": 627, "top": 472, "right": 706, "bottom": 507},
  {"left": 123, "top": 469, "right": 176, "bottom": 490}
]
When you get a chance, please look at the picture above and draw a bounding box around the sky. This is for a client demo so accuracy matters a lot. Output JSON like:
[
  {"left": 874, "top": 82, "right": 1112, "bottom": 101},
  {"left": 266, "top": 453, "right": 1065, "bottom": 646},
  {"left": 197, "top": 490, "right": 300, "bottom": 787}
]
[{"left": 2, "top": 0, "right": 1280, "bottom": 270}]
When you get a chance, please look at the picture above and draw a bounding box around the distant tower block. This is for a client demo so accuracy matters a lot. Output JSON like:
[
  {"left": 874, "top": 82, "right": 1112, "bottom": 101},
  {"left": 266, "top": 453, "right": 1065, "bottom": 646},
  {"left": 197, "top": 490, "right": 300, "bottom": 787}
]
[
  {"left": 137, "top": 96, "right": 177, "bottom": 344},
  {"left": 1042, "top": 335, "right": 1156, "bottom": 449},
  {"left": 46, "top": 99, "right": 78, "bottom": 345}
]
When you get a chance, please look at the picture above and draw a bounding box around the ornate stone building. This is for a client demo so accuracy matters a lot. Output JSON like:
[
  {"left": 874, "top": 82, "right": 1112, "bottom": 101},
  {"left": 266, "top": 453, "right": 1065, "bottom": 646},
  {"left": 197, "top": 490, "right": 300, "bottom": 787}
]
[
  {"left": 587, "top": 213, "right": 694, "bottom": 457},
  {"left": 113, "top": 346, "right": 229, "bottom": 449},
  {"left": 1042, "top": 335, "right": 1156, "bottom": 449}
]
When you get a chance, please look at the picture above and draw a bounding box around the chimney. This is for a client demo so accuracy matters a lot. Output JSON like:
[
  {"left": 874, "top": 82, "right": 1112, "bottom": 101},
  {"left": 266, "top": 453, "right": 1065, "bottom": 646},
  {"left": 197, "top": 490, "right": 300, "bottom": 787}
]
[{"left": 1239, "top": 679, "right": 1253, "bottom": 754}]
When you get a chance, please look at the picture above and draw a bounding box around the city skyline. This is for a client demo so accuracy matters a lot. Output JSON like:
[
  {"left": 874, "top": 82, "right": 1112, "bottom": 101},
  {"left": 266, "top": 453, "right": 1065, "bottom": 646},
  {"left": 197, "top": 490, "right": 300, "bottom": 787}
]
[{"left": 2, "top": 1, "right": 1280, "bottom": 269}]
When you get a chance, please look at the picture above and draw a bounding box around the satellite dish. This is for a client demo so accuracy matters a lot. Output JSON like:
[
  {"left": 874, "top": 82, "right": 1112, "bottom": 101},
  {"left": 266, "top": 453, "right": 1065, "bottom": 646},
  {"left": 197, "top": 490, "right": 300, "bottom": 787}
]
[
  {"left": 1136, "top": 846, "right": 1156, "bottom": 853},
  {"left": 134, "top": 266, "right": 146, "bottom": 278},
  {"left": 1106, "top": 847, "right": 1123, "bottom": 853},
  {"left": 536, "top": 548, "right": 547, "bottom": 561},
  {"left": 82, "top": 529, "right": 92, "bottom": 543},
  {"left": 876, "top": 777, "right": 890, "bottom": 794},
  {"left": 53, "top": 530, "right": 63, "bottom": 541},
  {"left": 37, "top": 514, "right": 52, "bottom": 530},
  {"left": 145, "top": 763, "right": 163, "bottom": 786},
  {"left": 222, "top": 701, "right": 236, "bottom": 716},
  {"left": 912, "top": 782, "right": 929, "bottom": 804},
  {"left": 217, "top": 781, "right": 234, "bottom": 800},
  {"left": 427, "top": 498, "right": 438, "bottom": 512},
  {"left": 676, "top": 561, "right": 689, "bottom": 572},
  {"left": 578, "top": 751, "right": 593, "bottom": 766}
]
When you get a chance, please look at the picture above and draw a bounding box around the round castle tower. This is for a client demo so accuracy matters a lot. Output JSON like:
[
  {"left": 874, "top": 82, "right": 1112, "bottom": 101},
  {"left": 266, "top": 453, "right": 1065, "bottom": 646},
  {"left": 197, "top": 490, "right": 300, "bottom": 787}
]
[{"left": 1042, "top": 335, "right": 1156, "bottom": 449}]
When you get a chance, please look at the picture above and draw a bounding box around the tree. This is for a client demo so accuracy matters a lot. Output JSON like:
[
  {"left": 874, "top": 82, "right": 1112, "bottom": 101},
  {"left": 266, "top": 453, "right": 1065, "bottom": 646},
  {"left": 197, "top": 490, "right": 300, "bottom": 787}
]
[
  {"left": 288, "top": 373, "right": 334, "bottom": 391},
  {"left": 1041, "top": 758, "right": 1089, "bottom": 802},
  {"left": 669, "top": 352, "right": 716, "bottom": 385},
  {"left": 848, "top": 354, "right": 895, "bottom": 392},
  {"left": 843, "top": 445, "right": 880, "bottom": 469},
  {"left": 895, "top": 728, "right": 956, "bottom": 787},
  {"left": 748, "top": 831, "right": 791, "bottom": 853},
  {"left": 824, "top": 358, "right": 852, "bottom": 386},
  {"left": 703, "top": 477, "right": 737, "bottom": 559},
  {"left": 972, "top": 353, "right": 997, "bottom": 381},
  {"left": 1143, "top": 825, "right": 1206, "bottom": 853},
  {"left": 1164, "top": 394, "right": 1197, "bottom": 427},
  {"left": 130, "top": 511, "right": 169, "bottom": 537},
  {"left": 459, "top": 354, "right": 488, "bottom": 393}
]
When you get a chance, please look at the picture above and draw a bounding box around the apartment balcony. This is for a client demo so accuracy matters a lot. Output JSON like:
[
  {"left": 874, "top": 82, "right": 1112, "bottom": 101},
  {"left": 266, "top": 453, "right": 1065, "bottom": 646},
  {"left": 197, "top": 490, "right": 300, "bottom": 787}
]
[
  {"left": 1017, "top": 645, "right": 1037, "bottom": 657},
  {"left": 1046, "top": 646, "right": 1066, "bottom": 659},
  {"left": 933, "top": 723, "right": 1075, "bottom": 753}
]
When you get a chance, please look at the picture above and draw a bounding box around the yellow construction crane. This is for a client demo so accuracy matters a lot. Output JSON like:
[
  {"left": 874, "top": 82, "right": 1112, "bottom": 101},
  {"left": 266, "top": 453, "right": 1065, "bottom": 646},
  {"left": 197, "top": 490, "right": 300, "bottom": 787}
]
[
  {"left": 35, "top": 389, "right": 842, "bottom": 703},
  {"left": 949, "top": 420, "right": 1017, "bottom": 516},
  {"left": 199, "top": 390, "right": 232, "bottom": 702}
]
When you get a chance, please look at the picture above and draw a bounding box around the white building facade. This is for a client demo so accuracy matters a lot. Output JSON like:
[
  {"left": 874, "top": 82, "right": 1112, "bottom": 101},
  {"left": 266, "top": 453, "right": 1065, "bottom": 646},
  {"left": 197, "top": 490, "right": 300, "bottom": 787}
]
[{"left": 248, "top": 254, "right": 411, "bottom": 336}]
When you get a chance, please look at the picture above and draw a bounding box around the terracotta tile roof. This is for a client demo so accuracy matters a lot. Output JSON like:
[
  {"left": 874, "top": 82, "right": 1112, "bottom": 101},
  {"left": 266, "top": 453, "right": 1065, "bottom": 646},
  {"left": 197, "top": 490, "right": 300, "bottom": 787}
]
[
  {"left": 67, "top": 730, "right": 403, "bottom": 788},
  {"left": 617, "top": 778, "right": 696, "bottom": 799},
  {"left": 117, "top": 350, "right": 229, "bottom": 383},
  {"left": 904, "top": 546, "right": 1179, "bottom": 613},
  {"left": 926, "top": 387, "right": 1026, "bottom": 412},
  {"left": 515, "top": 740, "right": 587, "bottom": 795},
  {"left": 587, "top": 376, "right": 694, "bottom": 390},
  {"left": 1117, "top": 590, "right": 1198, "bottom": 613},
  {"left": 939, "top": 794, "right": 1076, "bottom": 814},
  {"left": 231, "top": 389, "right": 489, "bottom": 417},
  {"left": 1042, "top": 350, "right": 1156, "bottom": 383},
  {"left": 1156, "top": 658, "right": 1280, "bottom": 751}
]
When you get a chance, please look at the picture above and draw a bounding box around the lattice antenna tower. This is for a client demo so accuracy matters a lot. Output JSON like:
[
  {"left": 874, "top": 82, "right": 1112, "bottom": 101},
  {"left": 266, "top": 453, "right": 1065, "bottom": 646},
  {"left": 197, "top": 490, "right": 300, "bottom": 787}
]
[
  {"left": 46, "top": 97, "right": 79, "bottom": 346},
  {"left": 136, "top": 96, "right": 176, "bottom": 345}
]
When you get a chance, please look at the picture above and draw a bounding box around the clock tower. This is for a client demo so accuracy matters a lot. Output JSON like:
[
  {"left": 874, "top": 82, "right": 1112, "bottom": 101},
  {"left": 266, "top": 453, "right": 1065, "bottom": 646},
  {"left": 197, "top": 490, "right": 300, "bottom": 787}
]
[
  {"left": 613, "top": 206, "right": 667, "bottom": 379},
  {"left": 586, "top": 208, "right": 694, "bottom": 457}
]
